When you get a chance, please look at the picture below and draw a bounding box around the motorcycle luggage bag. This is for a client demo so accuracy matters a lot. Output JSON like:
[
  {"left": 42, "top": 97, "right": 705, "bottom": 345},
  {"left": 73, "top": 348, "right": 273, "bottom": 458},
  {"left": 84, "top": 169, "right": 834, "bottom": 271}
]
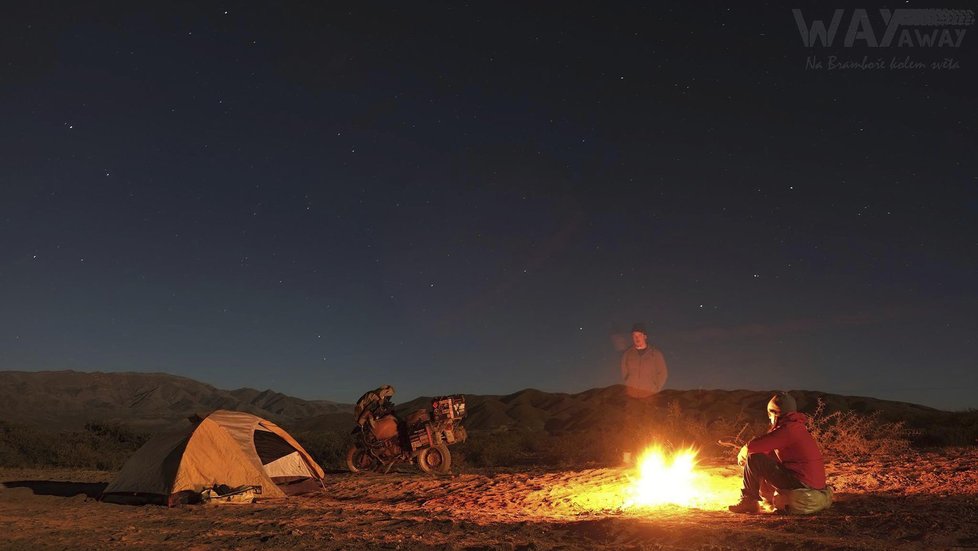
[
  {"left": 370, "top": 415, "right": 399, "bottom": 440},
  {"left": 355, "top": 385, "right": 395, "bottom": 425}
]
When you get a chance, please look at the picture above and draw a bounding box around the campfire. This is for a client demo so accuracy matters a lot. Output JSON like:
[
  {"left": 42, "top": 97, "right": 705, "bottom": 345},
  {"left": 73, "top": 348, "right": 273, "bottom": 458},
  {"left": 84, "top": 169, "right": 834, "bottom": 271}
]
[
  {"left": 623, "top": 444, "right": 740, "bottom": 511},
  {"left": 556, "top": 443, "right": 742, "bottom": 516},
  {"left": 626, "top": 444, "right": 698, "bottom": 507}
]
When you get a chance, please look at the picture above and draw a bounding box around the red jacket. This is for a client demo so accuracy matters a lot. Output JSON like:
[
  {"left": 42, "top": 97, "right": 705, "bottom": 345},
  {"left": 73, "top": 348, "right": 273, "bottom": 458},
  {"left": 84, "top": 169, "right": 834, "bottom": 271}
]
[{"left": 746, "top": 412, "right": 826, "bottom": 490}]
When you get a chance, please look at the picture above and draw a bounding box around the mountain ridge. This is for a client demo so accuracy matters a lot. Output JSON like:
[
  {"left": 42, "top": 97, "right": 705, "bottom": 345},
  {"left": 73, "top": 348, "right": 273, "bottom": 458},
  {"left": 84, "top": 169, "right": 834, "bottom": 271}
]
[
  {"left": 0, "top": 370, "right": 348, "bottom": 430},
  {"left": 0, "top": 370, "right": 963, "bottom": 439}
]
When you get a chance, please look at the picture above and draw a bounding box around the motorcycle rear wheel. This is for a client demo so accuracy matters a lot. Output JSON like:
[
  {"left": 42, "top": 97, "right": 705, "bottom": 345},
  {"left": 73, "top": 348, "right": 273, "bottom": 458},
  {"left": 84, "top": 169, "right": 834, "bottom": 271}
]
[
  {"left": 453, "top": 425, "right": 467, "bottom": 443},
  {"left": 346, "top": 446, "right": 379, "bottom": 473},
  {"left": 417, "top": 443, "right": 452, "bottom": 475}
]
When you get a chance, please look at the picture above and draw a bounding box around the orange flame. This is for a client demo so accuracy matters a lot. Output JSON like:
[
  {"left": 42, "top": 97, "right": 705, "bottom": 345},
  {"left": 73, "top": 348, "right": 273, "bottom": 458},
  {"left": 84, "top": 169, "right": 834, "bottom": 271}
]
[
  {"left": 623, "top": 444, "right": 741, "bottom": 511},
  {"left": 626, "top": 444, "right": 699, "bottom": 507},
  {"left": 557, "top": 445, "right": 743, "bottom": 516}
]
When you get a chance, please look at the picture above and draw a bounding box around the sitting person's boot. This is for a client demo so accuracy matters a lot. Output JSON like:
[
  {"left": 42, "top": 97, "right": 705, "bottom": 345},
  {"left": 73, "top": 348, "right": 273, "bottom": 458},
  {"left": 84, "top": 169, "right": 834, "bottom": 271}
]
[{"left": 728, "top": 494, "right": 760, "bottom": 514}]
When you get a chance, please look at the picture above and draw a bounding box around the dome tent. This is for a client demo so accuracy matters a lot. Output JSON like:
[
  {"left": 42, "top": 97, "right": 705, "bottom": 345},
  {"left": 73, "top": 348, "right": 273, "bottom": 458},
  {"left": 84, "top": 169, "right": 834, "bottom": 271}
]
[{"left": 102, "top": 410, "right": 324, "bottom": 506}]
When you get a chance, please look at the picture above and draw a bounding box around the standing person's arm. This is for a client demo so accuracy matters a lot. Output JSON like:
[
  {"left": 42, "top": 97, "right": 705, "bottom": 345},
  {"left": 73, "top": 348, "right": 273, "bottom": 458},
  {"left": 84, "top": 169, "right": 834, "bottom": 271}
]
[
  {"left": 652, "top": 350, "right": 668, "bottom": 393},
  {"left": 620, "top": 350, "right": 630, "bottom": 383}
]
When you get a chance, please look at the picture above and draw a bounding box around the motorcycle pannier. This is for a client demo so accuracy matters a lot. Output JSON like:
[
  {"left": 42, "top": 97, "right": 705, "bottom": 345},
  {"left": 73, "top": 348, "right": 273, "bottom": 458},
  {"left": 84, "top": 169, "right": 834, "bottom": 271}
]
[{"left": 432, "top": 396, "right": 465, "bottom": 420}]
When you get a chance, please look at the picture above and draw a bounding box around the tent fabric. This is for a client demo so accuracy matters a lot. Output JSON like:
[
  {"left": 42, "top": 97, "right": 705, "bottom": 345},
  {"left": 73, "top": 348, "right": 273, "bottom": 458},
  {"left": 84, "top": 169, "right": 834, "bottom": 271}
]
[
  {"left": 174, "top": 417, "right": 282, "bottom": 497},
  {"left": 263, "top": 451, "right": 313, "bottom": 479},
  {"left": 103, "top": 410, "right": 323, "bottom": 505},
  {"left": 253, "top": 430, "right": 303, "bottom": 465},
  {"left": 206, "top": 410, "right": 325, "bottom": 479},
  {"left": 102, "top": 424, "right": 195, "bottom": 497}
]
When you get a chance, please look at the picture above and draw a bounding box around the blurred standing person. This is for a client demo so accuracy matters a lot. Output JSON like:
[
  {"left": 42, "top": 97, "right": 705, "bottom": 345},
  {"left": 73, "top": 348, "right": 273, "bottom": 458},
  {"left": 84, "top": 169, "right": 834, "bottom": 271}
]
[
  {"left": 619, "top": 322, "right": 668, "bottom": 464},
  {"left": 620, "top": 322, "right": 668, "bottom": 399}
]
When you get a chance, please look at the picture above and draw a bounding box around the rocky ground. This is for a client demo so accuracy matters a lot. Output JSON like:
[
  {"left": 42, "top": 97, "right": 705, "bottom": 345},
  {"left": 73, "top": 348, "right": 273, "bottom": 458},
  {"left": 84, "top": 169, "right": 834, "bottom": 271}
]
[{"left": 3, "top": 448, "right": 978, "bottom": 550}]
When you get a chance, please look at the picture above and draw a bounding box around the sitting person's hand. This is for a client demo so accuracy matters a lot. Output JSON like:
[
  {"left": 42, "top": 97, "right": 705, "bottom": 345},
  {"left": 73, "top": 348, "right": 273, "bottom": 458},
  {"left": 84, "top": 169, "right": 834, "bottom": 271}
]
[{"left": 737, "top": 444, "right": 748, "bottom": 466}]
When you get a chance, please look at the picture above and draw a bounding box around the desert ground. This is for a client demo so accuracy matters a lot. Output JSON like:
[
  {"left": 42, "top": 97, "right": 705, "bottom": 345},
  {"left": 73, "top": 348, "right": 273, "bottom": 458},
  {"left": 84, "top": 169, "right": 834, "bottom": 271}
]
[{"left": 3, "top": 448, "right": 978, "bottom": 551}]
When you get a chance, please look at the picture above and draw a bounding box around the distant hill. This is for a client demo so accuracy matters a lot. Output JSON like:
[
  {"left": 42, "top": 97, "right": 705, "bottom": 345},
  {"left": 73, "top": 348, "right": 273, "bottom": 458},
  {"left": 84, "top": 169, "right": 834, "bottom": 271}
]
[
  {"left": 1, "top": 371, "right": 970, "bottom": 444},
  {"left": 383, "top": 386, "right": 954, "bottom": 435},
  {"left": 0, "top": 370, "right": 349, "bottom": 431}
]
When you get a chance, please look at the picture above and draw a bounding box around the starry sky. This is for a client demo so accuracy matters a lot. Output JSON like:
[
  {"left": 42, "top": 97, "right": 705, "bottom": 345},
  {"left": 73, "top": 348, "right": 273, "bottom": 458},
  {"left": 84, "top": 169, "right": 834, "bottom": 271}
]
[{"left": 1, "top": 3, "right": 976, "bottom": 409}]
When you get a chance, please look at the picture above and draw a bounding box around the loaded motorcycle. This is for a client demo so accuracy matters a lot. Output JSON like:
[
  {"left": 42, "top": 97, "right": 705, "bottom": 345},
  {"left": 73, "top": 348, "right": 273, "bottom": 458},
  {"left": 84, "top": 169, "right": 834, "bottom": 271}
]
[{"left": 346, "top": 385, "right": 467, "bottom": 475}]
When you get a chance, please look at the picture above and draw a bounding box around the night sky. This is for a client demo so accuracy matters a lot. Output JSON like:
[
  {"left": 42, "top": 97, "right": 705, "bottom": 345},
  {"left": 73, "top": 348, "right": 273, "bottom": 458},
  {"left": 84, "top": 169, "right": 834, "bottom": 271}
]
[{"left": 2, "top": 3, "right": 976, "bottom": 409}]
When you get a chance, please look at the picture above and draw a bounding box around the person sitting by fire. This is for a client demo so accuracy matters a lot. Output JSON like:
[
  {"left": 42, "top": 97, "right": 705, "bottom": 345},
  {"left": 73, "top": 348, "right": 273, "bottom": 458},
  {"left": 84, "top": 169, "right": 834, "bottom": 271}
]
[{"left": 728, "top": 391, "right": 828, "bottom": 514}]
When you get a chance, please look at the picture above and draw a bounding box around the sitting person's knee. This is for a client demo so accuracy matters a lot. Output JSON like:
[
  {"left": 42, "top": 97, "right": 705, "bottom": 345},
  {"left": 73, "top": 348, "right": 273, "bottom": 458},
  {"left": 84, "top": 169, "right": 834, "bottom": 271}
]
[{"left": 746, "top": 452, "right": 774, "bottom": 468}]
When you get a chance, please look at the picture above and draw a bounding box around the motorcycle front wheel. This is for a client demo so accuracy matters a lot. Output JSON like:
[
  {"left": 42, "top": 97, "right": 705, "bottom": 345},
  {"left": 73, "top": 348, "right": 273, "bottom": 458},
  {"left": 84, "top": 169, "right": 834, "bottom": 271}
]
[
  {"left": 417, "top": 443, "right": 452, "bottom": 475},
  {"left": 346, "top": 445, "right": 379, "bottom": 473}
]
